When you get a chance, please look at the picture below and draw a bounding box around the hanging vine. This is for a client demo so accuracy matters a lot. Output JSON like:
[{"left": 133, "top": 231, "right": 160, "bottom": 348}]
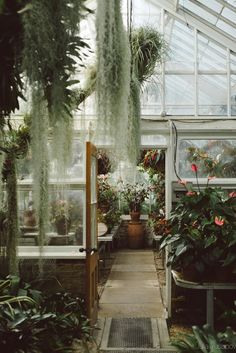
[{"left": 95, "top": 0, "right": 131, "bottom": 157}]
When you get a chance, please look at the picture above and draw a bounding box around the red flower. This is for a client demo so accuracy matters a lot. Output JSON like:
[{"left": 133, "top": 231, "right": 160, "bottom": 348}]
[
  {"left": 186, "top": 191, "right": 196, "bottom": 196},
  {"left": 214, "top": 216, "right": 224, "bottom": 226},
  {"left": 191, "top": 164, "right": 198, "bottom": 172},
  {"left": 229, "top": 191, "right": 236, "bottom": 198}
]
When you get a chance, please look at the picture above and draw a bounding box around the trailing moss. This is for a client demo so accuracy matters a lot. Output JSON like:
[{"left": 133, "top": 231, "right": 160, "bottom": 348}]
[{"left": 96, "top": 0, "right": 131, "bottom": 159}]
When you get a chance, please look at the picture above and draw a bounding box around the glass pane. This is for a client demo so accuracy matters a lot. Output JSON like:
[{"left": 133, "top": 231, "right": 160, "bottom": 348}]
[
  {"left": 91, "top": 204, "right": 97, "bottom": 249},
  {"left": 141, "top": 134, "right": 167, "bottom": 146},
  {"left": 179, "top": 0, "right": 217, "bottom": 24},
  {"left": 18, "top": 140, "right": 85, "bottom": 181},
  {"left": 230, "top": 51, "right": 236, "bottom": 71},
  {"left": 141, "top": 81, "right": 161, "bottom": 115},
  {"left": 198, "top": 33, "right": 226, "bottom": 71},
  {"left": 178, "top": 139, "right": 236, "bottom": 178},
  {"left": 231, "top": 74, "right": 236, "bottom": 115},
  {"left": 198, "top": 75, "right": 227, "bottom": 115},
  {"left": 165, "top": 75, "right": 194, "bottom": 115},
  {"left": 165, "top": 16, "right": 194, "bottom": 70},
  {"left": 18, "top": 189, "right": 85, "bottom": 246}
]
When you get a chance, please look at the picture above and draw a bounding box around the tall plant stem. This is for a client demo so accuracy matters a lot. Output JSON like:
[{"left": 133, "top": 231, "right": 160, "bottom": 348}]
[{"left": 5, "top": 155, "right": 18, "bottom": 274}]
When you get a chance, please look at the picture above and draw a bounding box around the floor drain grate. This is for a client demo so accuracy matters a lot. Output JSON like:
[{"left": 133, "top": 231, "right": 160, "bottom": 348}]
[{"left": 108, "top": 318, "right": 153, "bottom": 348}]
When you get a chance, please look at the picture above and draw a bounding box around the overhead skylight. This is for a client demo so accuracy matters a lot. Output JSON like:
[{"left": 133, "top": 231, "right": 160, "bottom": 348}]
[{"left": 178, "top": 0, "right": 236, "bottom": 41}]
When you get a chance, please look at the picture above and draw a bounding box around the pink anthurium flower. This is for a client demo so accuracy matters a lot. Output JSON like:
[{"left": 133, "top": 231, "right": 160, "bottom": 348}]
[
  {"left": 207, "top": 176, "right": 216, "bottom": 181},
  {"left": 229, "top": 191, "right": 236, "bottom": 198},
  {"left": 191, "top": 164, "right": 198, "bottom": 172},
  {"left": 214, "top": 216, "right": 224, "bottom": 226}
]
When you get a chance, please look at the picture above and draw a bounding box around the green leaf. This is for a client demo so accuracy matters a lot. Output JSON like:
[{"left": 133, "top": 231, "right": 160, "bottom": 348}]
[{"left": 204, "top": 236, "right": 217, "bottom": 248}]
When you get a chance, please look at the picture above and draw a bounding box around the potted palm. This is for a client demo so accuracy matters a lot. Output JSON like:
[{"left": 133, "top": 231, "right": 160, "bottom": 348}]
[
  {"left": 121, "top": 183, "right": 149, "bottom": 248},
  {"left": 160, "top": 164, "right": 236, "bottom": 282}
]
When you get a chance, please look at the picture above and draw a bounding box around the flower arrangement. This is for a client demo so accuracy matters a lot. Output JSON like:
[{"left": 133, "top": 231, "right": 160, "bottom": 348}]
[
  {"left": 160, "top": 164, "right": 236, "bottom": 281},
  {"left": 121, "top": 182, "right": 150, "bottom": 212}
]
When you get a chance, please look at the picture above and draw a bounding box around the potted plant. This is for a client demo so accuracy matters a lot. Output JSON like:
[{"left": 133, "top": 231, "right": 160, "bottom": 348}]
[
  {"left": 121, "top": 182, "right": 150, "bottom": 221},
  {"left": 50, "top": 199, "right": 72, "bottom": 236},
  {"left": 98, "top": 176, "right": 118, "bottom": 213},
  {"left": 121, "top": 183, "right": 150, "bottom": 248},
  {"left": 160, "top": 164, "right": 236, "bottom": 282}
]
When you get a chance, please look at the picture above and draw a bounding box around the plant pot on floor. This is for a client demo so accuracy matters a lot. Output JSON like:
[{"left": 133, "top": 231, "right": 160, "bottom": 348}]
[{"left": 128, "top": 221, "right": 144, "bottom": 249}]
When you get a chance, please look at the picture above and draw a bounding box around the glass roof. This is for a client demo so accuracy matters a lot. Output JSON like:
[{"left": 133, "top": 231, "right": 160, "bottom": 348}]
[{"left": 178, "top": 0, "right": 236, "bottom": 41}]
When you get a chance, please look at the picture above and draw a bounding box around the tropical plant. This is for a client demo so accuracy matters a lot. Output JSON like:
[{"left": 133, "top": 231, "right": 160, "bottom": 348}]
[
  {"left": 121, "top": 182, "right": 150, "bottom": 212},
  {"left": 98, "top": 176, "right": 119, "bottom": 210},
  {"left": 0, "top": 276, "right": 92, "bottom": 353},
  {"left": 139, "top": 149, "right": 165, "bottom": 176},
  {"left": 160, "top": 164, "right": 236, "bottom": 280},
  {"left": 172, "top": 324, "right": 236, "bottom": 353},
  {"left": 97, "top": 149, "right": 112, "bottom": 175}
]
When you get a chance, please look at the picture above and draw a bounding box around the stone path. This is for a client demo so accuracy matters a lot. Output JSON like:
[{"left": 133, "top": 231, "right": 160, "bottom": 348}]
[
  {"left": 97, "top": 250, "right": 175, "bottom": 352},
  {"left": 99, "top": 250, "right": 166, "bottom": 318}
]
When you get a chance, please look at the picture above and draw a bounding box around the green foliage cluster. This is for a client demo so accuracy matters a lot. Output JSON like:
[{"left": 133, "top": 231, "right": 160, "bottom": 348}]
[
  {"left": 0, "top": 0, "right": 25, "bottom": 122},
  {"left": 172, "top": 324, "right": 236, "bottom": 353},
  {"left": 160, "top": 186, "right": 236, "bottom": 278},
  {"left": 0, "top": 275, "right": 92, "bottom": 353},
  {"left": 131, "top": 26, "right": 167, "bottom": 85}
]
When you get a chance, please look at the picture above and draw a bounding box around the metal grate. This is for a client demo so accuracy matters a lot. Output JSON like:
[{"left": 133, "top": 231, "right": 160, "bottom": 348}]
[{"left": 108, "top": 318, "right": 153, "bottom": 348}]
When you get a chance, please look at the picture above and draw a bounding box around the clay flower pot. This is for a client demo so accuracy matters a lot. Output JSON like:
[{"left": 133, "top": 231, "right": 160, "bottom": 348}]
[{"left": 55, "top": 216, "right": 71, "bottom": 235}]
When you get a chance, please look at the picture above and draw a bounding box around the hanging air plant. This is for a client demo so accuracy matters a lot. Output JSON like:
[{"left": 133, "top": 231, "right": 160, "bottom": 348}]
[
  {"left": 128, "top": 26, "right": 168, "bottom": 165},
  {"left": 22, "top": 0, "right": 91, "bottom": 245},
  {"left": 95, "top": 0, "right": 131, "bottom": 157}
]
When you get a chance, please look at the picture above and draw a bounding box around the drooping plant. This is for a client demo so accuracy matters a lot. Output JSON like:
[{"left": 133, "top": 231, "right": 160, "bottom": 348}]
[
  {"left": 22, "top": 0, "right": 91, "bottom": 246},
  {"left": 128, "top": 26, "right": 168, "bottom": 164},
  {"left": 95, "top": 0, "right": 131, "bottom": 158}
]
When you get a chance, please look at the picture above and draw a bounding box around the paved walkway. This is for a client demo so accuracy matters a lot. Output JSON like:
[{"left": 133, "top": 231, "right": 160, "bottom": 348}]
[{"left": 98, "top": 250, "right": 166, "bottom": 318}]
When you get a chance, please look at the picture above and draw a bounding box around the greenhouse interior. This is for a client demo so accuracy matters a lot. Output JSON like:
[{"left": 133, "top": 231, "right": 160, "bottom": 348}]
[{"left": 1, "top": 0, "right": 236, "bottom": 352}]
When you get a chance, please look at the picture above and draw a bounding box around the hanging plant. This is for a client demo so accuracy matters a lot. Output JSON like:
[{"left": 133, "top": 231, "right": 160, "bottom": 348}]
[
  {"left": 95, "top": 0, "right": 131, "bottom": 158},
  {"left": 127, "top": 26, "right": 168, "bottom": 165},
  {"left": 21, "top": 0, "right": 91, "bottom": 247}
]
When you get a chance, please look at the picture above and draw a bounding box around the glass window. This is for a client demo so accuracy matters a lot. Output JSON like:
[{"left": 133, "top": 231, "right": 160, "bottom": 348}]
[
  {"left": 165, "top": 75, "right": 194, "bottom": 115},
  {"left": 198, "top": 75, "right": 227, "bottom": 115},
  {"left": 17, "top": 140, "right": 85, "bottom": 181},
  {"left": 18, "top": 189, "right": 85, "bottom": 246},
  {"left": 141, "top": 134, "right": 167, "bottom": 146},
  {"left": 198, "top": 34, "right": 227, "bottom": 71},
  {"left": 178, "top": 139, "right": 236, "bottom": 178},
  {"left": 230, "top": 52, "right": 236, "bottom": 71},
  {"left": 165, "top": 16, "right": 194, "bottom": 71},
  {"left": 231, "top": 75, "right": 236, "bottom": 115},
  {"left": 141, "top": 81, "right": 162, "bottom": 116}
]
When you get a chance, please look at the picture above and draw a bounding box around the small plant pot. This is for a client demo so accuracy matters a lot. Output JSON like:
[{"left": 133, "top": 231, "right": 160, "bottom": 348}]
[
  {"left": 23, "top": 209, "right": 37, "bottom": 227},
  {"left": 130, "top": 211, "right": 141, "bottom": 222},
  {"left": 55, "top": 217, "right": 71, "bottom": 235}
]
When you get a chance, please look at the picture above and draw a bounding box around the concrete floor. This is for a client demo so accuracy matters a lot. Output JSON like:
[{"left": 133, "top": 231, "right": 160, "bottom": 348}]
[{"left": 98, "top": 250, "right": 166, "bottom": 318}]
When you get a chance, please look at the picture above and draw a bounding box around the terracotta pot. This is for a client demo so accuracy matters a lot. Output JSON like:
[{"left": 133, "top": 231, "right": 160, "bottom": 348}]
[
  {"left": 130, "top": 211, "right": 141, "bottom": 222},
  {"left": 23, "top": 210, "right": 37, "bottom": 227},
  {"left": 55, "top": 217, "right": 71, "bottom": 235},
  {"left": 128, "top": 221, "right": 144, "bottom": 249}
]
